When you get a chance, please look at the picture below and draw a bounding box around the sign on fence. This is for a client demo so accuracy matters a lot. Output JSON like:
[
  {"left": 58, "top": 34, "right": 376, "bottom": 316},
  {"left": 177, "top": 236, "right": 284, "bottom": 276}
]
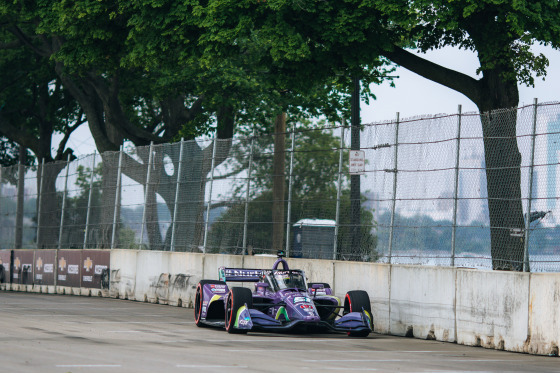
[{"left": 349, "top": 150, "right": 365, "bottom": 175}]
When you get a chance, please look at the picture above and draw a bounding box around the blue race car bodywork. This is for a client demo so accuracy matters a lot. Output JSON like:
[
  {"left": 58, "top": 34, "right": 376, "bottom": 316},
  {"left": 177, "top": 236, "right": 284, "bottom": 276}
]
[{"left": 194, "top": 252, "right": 373, "bottom": 337}]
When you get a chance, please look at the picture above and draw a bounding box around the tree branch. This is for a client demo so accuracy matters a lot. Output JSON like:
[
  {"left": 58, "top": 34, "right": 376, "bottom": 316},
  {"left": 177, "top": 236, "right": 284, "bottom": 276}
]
[
  {"left": 382, "top": 45, "right": 482, "bottom": 107},
  {"left": 0, "top": 113, "right": 39, "bottom": 152},
  {"left": 8, "top": 26, "right": 51, "bottom": 57},
  {"left": 0, "top": 40, "right": 22, "bottom": 49}
]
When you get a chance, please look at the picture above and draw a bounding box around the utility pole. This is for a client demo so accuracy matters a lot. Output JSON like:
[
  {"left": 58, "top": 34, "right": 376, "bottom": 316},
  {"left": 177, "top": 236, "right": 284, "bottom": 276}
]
[
  {"left": 350, "top": 76, "right": 361, "bottom": 257},
  {"left": 272, "top": 112, "right": 287, "bottom": 252},
  {"left": 15, "top": 147, "right": 26, "bottom": 249}
]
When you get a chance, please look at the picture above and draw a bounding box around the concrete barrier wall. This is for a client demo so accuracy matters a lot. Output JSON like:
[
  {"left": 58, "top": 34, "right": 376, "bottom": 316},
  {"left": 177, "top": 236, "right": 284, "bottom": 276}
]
[
  {"left": 527, "top": 273, "right": 560, "bottom": 355},
  {"left": 3, "top": 249, "right": 560, "bottom": 356},
  {"left": 456, "top": 269, "right": 530, "bottom": 352},
  {"left": 390, "top": 265, "right": 456, "bottom": 342}
]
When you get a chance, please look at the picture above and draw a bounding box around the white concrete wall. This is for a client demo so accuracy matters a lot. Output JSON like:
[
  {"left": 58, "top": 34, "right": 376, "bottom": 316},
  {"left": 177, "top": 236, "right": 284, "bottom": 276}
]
[
  {"left": 390, "top": 265, "right": 456, "bottom": 342},
  {"left": 456, "top": 269, "right": 530, "bottom": 352},
  {"left": 527, "top": 273, "right": 560, "bottom": 355},
  {"left": 110, "top": 249, "right": 138, "bottom": 300},
  {"left": 5, "top": 249, "right": 560, "bottom": 356}
]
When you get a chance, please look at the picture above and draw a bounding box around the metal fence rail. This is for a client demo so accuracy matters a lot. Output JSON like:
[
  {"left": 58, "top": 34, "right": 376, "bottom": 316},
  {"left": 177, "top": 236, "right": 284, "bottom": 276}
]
[{"left": 1, "top": 101, "right": 560, "bottom": 272}]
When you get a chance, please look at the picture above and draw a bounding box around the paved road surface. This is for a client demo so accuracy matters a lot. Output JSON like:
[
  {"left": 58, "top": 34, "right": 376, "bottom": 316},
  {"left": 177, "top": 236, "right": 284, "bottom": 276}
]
[{"left": 0, "top": 292, "right": 558, "bottom": 372}]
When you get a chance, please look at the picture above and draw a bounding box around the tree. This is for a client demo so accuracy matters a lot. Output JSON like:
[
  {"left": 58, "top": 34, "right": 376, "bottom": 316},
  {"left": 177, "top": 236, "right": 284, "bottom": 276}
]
[
  {"left": 373, "top": 0, "right": 560, "bottom": 270},
  {"left": 195, "top": 0, "right": 560, "bottom": 270},
  {"left": 2, "top": 0, "right": 374, "bottom": 251},
  {"left": 0, "top": 26, "right": 85, "bottom": 248},
  {"left": 0, "top": 1, "right": 234, "bottom": 249}
]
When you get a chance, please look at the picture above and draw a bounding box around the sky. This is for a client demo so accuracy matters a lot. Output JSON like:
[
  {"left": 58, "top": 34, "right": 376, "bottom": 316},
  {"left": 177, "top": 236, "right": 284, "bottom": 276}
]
[
  {"left": 362, "top": 44, "right": 560, "bottom": 123},
  {"left": 60, "top": 45, "right": 560, "bottom": 157}
]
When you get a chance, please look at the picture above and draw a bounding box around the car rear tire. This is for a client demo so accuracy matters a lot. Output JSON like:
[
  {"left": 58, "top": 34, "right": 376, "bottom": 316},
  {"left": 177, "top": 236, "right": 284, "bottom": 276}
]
[
  {"left": 225, "top": 287, "right": 253, "bottom": 334},
  {"left": 344, "top": 290, "right": 372, "bottom": 337},
  {"left": 194, "top": 280, "right": 226, "bottom": 327}
]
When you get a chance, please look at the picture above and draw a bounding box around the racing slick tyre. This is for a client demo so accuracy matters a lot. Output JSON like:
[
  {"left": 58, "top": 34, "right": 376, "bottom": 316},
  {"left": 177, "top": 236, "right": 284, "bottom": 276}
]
[
  {"left": 344, "top": 290, "right": 372, "bottom": 337},
  {"left": 225, "top": 287, "right": 253, "bottom": 334},
  {"left": 194, "top": 280, "right": 226, "bottom": 327}
]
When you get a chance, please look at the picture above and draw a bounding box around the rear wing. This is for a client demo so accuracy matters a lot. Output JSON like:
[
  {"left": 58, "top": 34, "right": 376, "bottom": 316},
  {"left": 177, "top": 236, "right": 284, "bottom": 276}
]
[{"left": 218, "top": 267, "right": 264, "bottom": 282}]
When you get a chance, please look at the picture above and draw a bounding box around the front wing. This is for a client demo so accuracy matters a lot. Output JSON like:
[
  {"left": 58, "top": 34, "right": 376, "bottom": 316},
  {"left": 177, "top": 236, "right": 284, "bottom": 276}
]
[{"left": 228, "top": 306, "right": 373, "bottom": 334}]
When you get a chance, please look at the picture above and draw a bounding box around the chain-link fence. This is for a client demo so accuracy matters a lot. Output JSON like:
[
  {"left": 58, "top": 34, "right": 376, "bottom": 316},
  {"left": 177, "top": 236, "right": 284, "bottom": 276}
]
[{"left": 1, "top": 101, "right": 560, "bottom": 272}]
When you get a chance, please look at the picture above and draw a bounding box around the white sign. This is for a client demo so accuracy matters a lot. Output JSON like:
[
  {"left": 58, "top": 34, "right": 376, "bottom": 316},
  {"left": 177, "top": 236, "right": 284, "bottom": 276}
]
[
  {"left": 94, "top": 265, "right": 107, "bottom": 275},
  {"left": 349, "top": 150, "right": 365, "bottom": 175},
  {"left": 510, "top": 228, "right": 524, "bottom": 237},
  {"left": 68, "top": 265, "right": 79, "bottom": 275}
]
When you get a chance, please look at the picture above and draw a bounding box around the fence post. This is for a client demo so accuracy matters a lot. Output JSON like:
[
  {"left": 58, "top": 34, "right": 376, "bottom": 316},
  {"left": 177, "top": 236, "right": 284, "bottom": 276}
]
[
  {"left": 242, "top": 129, "right": 256, "bottom": 256},
  {"left": 36, "top": 159, "right": 44, "bottom": 248},
  {"left": 170, "top": 139, "right": 185, "bottom": 252},
  {"left": 83, "top": 152, "right": 96, "bottom": 250},
  {"left": 388, "top": 113, "right": 400, "bottom": 263},
  {"left": 58, "top": 154, "right": 71, "bottom": 250},
  {"left": 285, "top": 123, "right": 296, "bottom": 257},
  {"left": 139, "top": 142, "right": 154, "bottom": 249},
  {"left": 111, "top": 146, "right": 124, "bottom": 250},
  {"left": 203, "top": 136, "right": 218, "bottom": 253},
  {"left": 333, "top": 120, "right": 345, "bottom": 260},
  {"left": 524, "top": 98, "right": 538, "bottom": 272},
  {"left": 451, "top": 105, "right": 462, "bottom": 266},
  {"left": 15, "top": 148, "right": 26, "bottom": 249}
]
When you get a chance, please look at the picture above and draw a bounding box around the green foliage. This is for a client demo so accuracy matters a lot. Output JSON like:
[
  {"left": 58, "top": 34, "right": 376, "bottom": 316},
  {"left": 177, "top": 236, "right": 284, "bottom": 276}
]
[
  {"left": 208, "top": 126, "right": 378, "bottom": 260},
  {"left": 371, "top": 0, "right": 560, "bottom": 85}
]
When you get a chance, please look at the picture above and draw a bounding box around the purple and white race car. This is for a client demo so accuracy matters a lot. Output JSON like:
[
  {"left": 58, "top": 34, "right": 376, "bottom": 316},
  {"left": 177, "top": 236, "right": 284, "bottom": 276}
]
[{"left": 194, "top": 251, "right": 373, "bottom": 337}]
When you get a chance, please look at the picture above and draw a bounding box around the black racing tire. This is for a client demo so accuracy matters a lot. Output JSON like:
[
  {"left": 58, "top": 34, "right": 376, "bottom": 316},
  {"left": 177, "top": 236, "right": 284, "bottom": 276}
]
[
  {"left": 194, "top": 279, "right": 226, "bottom": 327},
  {"left": 225, "top": 287, "right": 253, "bottom": 334},
  {"left": 344, "top": 290, "right": 372, "bottom": 337}
]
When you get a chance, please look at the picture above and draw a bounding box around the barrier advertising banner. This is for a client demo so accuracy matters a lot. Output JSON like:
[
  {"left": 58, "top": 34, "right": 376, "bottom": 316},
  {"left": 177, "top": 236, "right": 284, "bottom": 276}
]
[
  {"left": 34, "top": 250, "right": 56, "bottom": 286},
  {"left": 57, "top": 250, "right": 82, "bottom": 288},
  {"left": 12, "top": 250, "right": 34, "bottom": 285},
  {"left": 82, "top": 250, "right": 110, "bottom": 289},
  {"left": 0, "top": 250, "right": 11, "bottom": 283}
]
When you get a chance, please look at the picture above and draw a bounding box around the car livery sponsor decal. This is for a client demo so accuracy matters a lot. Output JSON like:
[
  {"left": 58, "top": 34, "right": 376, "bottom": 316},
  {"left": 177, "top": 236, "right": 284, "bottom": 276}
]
[
  {"left": 234, "top": 305, "right": 253, "bottom": 329},
  {"left": 275, "top": 306, "right": 290, "bottom": 321},
  {"left": 299, "top": 304, "right": 317, "bottom": 315},
  {"left": 293, "top": 296, "right": 311, "bottom": 304},
  {"left": 210, "top": 284, "right": 226, "bottom": 293},
  {"left": 310, "top": 288, "right": 327, "bottom": 296}
]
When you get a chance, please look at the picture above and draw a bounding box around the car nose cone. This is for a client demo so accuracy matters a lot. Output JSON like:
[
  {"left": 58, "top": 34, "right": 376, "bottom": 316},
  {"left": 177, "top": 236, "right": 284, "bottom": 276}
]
[{"left": 303, "top": 315, "right": 321, "bottom": 322}]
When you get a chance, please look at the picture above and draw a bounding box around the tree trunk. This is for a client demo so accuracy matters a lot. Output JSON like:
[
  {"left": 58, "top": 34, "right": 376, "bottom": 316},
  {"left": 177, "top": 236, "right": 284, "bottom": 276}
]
[
  {"left": 478, "top": 72, "right": 525, "bottom": 271},
  {"left": 36, "top": 161, "right": 66, "bottom": 249},
  {"left": 380, "top": 45, "right": 527, "bottom": 271},
  {"left": 272, "top": 113, "right": 287, "bottom": 253}
]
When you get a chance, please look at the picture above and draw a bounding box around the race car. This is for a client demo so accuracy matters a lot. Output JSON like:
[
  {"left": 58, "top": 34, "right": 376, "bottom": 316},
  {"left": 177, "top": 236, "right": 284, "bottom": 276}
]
[{"left": 194, "top": 251, "right": 373, "bottom": 337}]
